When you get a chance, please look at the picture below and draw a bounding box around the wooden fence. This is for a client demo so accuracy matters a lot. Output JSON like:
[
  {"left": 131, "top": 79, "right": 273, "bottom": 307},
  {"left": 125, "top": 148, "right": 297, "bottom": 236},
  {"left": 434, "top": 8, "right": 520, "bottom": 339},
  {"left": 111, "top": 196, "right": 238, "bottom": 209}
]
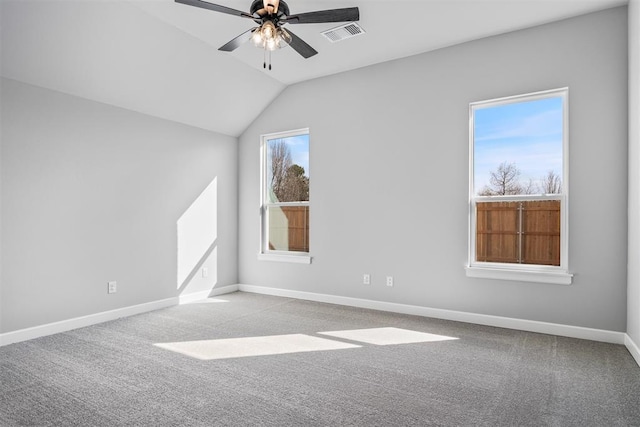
[
  {"left": 267, "top": 201, "right": 559, "bottom": 262},
  {"left": 476, "top": 200, "right": 560, "bottom": 266},
  {"left": 268, "top": 205, "right": 309, "bottom": 252}
]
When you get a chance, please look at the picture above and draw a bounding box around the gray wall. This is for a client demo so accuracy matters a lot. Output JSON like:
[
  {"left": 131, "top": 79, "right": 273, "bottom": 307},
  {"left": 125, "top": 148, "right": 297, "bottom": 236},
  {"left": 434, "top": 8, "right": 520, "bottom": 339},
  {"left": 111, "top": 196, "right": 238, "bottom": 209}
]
[
  {"left": 239, "top": 7, "right": 629, "bottom": 332},
  {"left": 0, "top": 78, "right": 238, "bottom": 333},
  {"left": 629, "top": 0, "right": 640, "bottom": 344}
]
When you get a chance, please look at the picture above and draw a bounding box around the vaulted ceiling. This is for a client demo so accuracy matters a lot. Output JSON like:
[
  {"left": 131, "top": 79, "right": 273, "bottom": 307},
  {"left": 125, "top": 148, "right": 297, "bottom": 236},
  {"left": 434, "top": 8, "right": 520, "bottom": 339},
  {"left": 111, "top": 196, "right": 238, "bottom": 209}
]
[{"left": 1, "top": 0, "right": 627, "bottom": 137}]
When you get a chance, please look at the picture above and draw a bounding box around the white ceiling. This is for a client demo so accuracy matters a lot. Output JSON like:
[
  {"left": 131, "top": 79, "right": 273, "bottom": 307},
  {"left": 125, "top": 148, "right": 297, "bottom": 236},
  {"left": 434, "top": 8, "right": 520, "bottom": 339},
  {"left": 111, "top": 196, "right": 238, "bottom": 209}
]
[{"left": 1, "top": 0, "right": 627, "bottom": 136}]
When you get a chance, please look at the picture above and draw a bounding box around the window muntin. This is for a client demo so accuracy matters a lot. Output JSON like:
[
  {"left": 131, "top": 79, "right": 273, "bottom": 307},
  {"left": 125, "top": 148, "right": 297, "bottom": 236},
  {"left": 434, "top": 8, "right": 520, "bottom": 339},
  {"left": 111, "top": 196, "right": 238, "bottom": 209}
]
[
  {"left": 261, "top": 129, "right": 310, "bottom": 256},
  {"left": 469, "top": 88, "right": 569, "bottom": 276}
]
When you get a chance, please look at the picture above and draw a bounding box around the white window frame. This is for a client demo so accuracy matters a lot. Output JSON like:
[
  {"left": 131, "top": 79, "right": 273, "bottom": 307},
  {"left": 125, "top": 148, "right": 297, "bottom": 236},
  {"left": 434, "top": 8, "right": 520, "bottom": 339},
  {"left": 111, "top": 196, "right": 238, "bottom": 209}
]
[
  {"left": 466, "top": 88, "right": 572, "bottom": 285},
  {"left": 258, "top": 128, "right": 311, "bottom": 264}
]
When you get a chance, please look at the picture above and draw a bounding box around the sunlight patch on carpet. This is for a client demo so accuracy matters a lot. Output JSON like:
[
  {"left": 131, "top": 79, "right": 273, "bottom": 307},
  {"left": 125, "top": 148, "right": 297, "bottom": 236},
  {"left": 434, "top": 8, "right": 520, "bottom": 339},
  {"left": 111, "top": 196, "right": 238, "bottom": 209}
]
[
  {"left": 154, "top": 334, "right": 360, "bottom": 360},
  {"left": 318, "top": 327, "right": 459, "bottom": 345}
]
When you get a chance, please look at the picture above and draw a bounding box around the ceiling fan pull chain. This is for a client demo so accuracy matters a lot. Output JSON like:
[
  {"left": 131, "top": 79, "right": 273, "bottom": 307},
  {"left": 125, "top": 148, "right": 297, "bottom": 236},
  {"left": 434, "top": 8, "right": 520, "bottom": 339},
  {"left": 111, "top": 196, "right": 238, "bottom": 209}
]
[
  {"left": 263, "top": 46, "right": 267, "bottom": 69},
  {"left": 269, "top": 49, "right": 272, "bottom": 70}
]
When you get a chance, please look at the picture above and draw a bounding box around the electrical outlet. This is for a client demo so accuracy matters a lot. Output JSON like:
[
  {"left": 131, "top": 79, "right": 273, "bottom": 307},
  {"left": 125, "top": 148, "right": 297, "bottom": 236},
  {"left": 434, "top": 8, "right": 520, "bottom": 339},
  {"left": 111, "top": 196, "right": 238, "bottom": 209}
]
[
  {"left": 108, "top": 281, "right": 117, "bottom": 294},
  {"left": 363, "top": 274, "right": 370, "bottom": 285},
  {"left": 386, "top": 276, "right": 394, "bottom": 287},
  {"left": 202, "top": 267, "right": 209, "bottom": 278}
]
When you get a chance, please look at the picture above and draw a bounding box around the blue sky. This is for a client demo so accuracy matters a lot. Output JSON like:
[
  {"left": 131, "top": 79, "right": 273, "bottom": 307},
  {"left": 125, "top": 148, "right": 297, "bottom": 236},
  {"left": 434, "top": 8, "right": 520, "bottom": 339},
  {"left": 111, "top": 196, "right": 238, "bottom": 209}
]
[{"left": 474, "top": 96, "right": 563, "bottom": 194}]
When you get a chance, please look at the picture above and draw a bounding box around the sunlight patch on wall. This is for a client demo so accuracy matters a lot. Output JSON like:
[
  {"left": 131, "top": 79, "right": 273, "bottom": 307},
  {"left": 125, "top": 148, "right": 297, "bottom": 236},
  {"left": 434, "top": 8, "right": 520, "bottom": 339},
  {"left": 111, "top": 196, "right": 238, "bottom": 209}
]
[
  {"left": 177, "top": 177, "right": 217, "bottom": 289},
  {"left": 154, "top": 334, "right": 360, "bottom": 360},
  {"left": 319, "top": 327, "right": 459, "bottom": 345}
]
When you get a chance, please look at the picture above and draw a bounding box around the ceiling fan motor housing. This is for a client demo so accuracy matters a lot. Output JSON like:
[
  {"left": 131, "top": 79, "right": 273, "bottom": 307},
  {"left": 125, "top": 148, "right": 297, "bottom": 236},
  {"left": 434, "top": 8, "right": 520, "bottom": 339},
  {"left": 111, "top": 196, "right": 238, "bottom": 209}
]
[{"left": 250, "top": 0, "right": 289, "bottom": 17}]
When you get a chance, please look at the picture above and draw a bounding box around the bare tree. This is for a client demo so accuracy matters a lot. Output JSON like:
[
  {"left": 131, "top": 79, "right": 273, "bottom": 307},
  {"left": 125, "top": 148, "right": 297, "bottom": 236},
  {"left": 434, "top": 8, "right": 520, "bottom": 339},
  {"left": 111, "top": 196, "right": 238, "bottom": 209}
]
[
  {"left": 539, "top": 170, "right": 562, "bottom": 194},
  {"left": 269, "top": 140, "right": 292, "bottom": 202},
  {"left": 521, "top": 177, "right": 537, "bottom": 195},
  {"left": 480, "top": 162, "right": 523, "bottom": 195}
]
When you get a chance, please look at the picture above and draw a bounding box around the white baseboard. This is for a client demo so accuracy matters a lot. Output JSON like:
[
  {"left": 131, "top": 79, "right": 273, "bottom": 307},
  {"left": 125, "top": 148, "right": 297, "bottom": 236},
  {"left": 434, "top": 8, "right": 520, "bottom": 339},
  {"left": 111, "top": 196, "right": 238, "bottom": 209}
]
[
  {"left": 238, "top": 284, "right": 627, "bottom": 345},
  {"left": 178, "top": 285, "right": 239, "bottom": 304},
  {"left": 0, "top": 297, "right": 178, "bottom": 347},
  {"left": 625, "top": 334, "right": 640, "bottom": 367},
  {"left": 4, "top": 283, "right": 635, "bottom": 369},
  {"left": 210, "top": 284, "right": 239, "bottom": 296}
]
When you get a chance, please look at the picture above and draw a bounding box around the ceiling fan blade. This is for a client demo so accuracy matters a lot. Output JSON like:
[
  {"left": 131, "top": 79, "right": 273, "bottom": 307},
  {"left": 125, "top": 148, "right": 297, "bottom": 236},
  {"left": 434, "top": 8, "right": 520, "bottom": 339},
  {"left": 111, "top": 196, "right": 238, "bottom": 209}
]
[
  {"left": 219, "top": 28, "right": 258, "bottom": 52},
  {"left": 175, "top": 0, "right": 255, "bottom": 19},
  {"left": 285, "top": 29, "right": 318, "bottom": 59},
  {"left": 286, "top": 7, "right": 359, "bottom": 24}
]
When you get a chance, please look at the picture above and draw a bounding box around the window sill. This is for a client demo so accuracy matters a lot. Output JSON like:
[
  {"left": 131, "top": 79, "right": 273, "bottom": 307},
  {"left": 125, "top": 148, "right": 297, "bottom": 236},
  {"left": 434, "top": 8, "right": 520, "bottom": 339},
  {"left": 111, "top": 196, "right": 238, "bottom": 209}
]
[
  {"left": 465, "top": 265, "right": 573, "bottom": 285},
  {"left": 258, "top": 253, "right": 312, "bottom": 264}
]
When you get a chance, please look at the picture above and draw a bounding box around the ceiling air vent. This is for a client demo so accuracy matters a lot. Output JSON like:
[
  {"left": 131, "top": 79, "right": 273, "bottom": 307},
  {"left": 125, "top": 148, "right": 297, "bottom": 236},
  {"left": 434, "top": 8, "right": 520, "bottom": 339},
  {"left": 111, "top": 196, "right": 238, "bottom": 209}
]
[{"left": 321, "top": 22, "right": 365, "bottom": 43}]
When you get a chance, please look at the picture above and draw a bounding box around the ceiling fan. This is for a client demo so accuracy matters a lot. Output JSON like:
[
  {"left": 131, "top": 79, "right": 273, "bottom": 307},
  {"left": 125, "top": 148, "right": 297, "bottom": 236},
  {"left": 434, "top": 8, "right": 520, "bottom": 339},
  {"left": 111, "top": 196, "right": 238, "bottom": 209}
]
[{"left": 175, "top": 0, "right": 360, "bottom": 69}]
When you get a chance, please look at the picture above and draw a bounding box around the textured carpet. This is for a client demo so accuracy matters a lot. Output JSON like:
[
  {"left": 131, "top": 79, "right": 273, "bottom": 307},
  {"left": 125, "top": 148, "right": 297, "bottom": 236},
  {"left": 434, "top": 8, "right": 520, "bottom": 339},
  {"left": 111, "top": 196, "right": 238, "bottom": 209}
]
[{"left": 1, "top": 292, "right": 639, "bottom": 426}]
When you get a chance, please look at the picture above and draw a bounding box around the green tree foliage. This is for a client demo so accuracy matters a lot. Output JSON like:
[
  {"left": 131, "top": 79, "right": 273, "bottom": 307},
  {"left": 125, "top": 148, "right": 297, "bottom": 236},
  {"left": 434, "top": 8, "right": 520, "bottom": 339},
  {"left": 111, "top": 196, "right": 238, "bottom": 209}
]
[{"left": 282, "top": 164, "right": 309, "bottom": 202}]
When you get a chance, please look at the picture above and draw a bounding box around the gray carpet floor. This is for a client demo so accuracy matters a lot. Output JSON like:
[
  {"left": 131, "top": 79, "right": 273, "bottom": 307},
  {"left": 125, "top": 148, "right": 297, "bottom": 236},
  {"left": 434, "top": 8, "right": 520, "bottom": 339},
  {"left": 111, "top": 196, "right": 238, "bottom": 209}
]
[{"left": 1, "top": 291, "right": 639, "bottom": 426}]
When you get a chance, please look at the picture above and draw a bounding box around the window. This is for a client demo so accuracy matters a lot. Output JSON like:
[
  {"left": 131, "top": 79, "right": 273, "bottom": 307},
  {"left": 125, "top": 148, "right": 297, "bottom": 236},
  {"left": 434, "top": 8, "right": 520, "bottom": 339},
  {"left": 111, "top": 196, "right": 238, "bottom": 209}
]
[
  {"left": 467, "top": 88, "right": 572, "bottom": 284},
  {"left": 260, "top": 129, "right": 310, "bottom": 263}
]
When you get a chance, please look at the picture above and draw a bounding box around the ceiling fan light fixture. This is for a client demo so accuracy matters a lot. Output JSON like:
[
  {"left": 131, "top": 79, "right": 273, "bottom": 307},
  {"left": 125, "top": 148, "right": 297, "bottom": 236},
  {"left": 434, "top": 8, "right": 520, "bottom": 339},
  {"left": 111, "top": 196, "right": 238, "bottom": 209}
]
[
  {"left": 278, "top": 28, "right": 291, "bottom": 46},
  {"left": 262, "top": 21, "right": 275, "bottom": 39},
  {"left": 252, "top": 21, "right": 289, "bottom": 51},
  {"left": 251, "top": 29, "right": 263, "bottom": 46}
]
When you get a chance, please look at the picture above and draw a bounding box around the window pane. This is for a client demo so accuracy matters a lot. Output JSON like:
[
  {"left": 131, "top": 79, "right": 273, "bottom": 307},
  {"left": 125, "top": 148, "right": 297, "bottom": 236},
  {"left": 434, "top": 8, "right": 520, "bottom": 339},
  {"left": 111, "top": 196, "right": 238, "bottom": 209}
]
[
  {"left": 470, "top": 89, "right": 567, "bottom": 272},
  {"left": 521, "top": 200, "right": 560, "bottom": 266},
  {"left": 474, "top": 97, "right": 563, "bottom": 196},
  {"left": 476, "top": 200, "right": 560, "bottom": 266},
  {"left": 262, "top": 129, "right": 310, "bottom": 256},
  {"left": 266, "top": 134, "right": 309, "bottom": 203},
  {"left": 267, "top": 205, "right": 309, "bottom": 252},
  {"left": 476, "top": 201, "right": 520, "bottom": 263}
]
